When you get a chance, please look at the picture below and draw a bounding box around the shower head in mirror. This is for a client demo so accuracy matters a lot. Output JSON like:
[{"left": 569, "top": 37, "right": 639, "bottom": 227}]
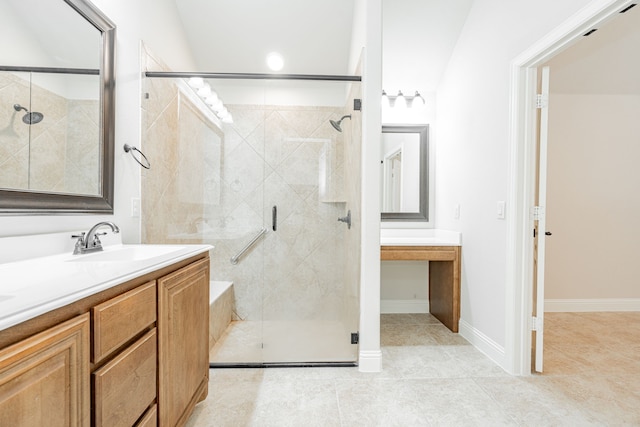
[{"left": 13, "top": 104, "right": 44, "bottom": 125}]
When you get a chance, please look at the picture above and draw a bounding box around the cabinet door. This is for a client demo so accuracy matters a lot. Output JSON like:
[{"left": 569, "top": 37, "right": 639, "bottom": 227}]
[
  {"left": 158, "top": 259, "right": 209, "bottom": 427},
  {"left": 0, "top": 313, "right": 90, "bottom": 427}
]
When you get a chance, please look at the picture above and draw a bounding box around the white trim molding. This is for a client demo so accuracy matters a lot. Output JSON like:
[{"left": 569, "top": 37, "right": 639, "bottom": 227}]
[
  {"left": 545, "top": 299, "right": 640, "bottom": 312},
  {"left": 380, "top": 299, "right": 429, "bottom": 314},
  {"left": 358, "top": 349, "right": 382, "bottom": 372},
  {"left": 459, "top": 319, "right": 506, "bottom": 368}
]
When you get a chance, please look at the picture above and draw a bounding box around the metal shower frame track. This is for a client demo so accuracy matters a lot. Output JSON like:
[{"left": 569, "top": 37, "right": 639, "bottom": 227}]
[
  {"left": 144, "top": 71, "right": 361, "bottom": 82},
  {"left": 0, "top": 65, "right": 99, "bottom": 75}
]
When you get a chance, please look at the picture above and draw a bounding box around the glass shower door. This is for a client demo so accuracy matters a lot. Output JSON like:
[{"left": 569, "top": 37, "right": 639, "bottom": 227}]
[
  {"left": 140, "top": 63, "right": 360, "bottom": 365},
  {"left": 258, "top": 80, "right": 361, "bottom": 363}
]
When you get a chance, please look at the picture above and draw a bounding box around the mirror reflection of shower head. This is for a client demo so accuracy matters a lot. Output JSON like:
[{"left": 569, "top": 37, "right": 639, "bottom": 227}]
[
  {"left": 330, "top": 115, "right": 352, "bottom": 132},
  {"left": 13, "top": 104, "right": 44, "bottom": 125}
]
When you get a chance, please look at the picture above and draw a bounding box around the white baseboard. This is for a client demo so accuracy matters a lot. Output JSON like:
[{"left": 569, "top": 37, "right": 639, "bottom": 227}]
[
  {"left": 544, "top": 298, "right": 640, "bottom": 312},
  {"left": 380, "top": 299, "right": 429, "bottom": 314},
  {"left": 358, "top": 350, "right": 382, "bottom": 372},
  {"left": 458, "top": 319, "right": 507, "bottom": 370}
]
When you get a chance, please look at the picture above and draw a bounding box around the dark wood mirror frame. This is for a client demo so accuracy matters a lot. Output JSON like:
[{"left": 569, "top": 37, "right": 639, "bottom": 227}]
[
  {"left": 381, "top": 124, "right": 429, "bottom": 222},
  {"left": 0, "top": 0, "right": 116, "bottom": 214}
]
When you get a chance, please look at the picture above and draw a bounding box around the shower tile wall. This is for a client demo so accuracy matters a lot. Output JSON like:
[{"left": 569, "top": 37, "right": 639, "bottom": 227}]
[
  {"left": 141, "top": 48, "right": 354, "bottom": 326},
  {"left": 0, "top": 72, "right": 99, "bottom": 194}
]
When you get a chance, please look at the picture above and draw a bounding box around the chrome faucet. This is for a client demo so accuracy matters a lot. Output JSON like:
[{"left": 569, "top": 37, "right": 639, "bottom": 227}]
[{"left": 72, "top": 221, "right": 120, "bottom": 255}]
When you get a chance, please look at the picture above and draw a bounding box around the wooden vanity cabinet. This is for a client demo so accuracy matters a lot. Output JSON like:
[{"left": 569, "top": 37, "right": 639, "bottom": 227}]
[
  {"left": 0, "top": 253, "right": 209, "bottom": 427},
  {"left": 158, "top": 258, "right": 210, "bottom": 427},
  {"left": 0, "top": 313, "right": 91, "bottom": 427}
]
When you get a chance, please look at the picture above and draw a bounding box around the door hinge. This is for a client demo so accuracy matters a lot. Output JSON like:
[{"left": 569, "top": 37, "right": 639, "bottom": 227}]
[
  {"left": 532, "top": 206, "right": 544, "bottom": 221},
  {"left": 531, "top": 316, "right": 543, "bottom": 332},
  {"left": 351, "top": 332, "right": 359, "bottom": 345},
  {"left": 536, "top": 94, "right": 548, "bottom": 109}
]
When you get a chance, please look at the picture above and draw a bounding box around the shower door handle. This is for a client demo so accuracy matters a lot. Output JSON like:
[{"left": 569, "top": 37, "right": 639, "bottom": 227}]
[{"left": 272, "top": 205, "right": 277, "bottom": 231}]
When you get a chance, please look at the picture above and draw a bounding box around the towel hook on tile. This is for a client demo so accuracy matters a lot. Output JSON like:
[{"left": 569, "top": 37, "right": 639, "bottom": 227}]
[{"left": 124, "top": 144, "right": 151, "bottom": 169}]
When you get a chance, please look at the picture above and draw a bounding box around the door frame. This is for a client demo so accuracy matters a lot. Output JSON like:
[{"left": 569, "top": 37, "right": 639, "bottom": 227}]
[
  {"left": 383, "top": 147, "right": 403, "bottom": 211},
  {"left": 504, "top": 0, "right": 635, "bottom": 375}
]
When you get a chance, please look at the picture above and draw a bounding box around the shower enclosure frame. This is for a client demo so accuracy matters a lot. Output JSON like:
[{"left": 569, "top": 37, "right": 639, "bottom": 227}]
[{"left": 142, "top": 70, "right": 362, "bottom": 368}]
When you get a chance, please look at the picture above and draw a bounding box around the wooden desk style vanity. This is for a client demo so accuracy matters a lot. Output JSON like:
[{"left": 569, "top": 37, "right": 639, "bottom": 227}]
[{"left": 380, "top": 231, "right": 461, "bottom": 333}]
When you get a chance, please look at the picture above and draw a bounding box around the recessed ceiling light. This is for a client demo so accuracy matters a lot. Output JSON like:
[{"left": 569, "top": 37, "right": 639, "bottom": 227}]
[{"left": 266, "top": 52, "right": 284, "bottom": 71}]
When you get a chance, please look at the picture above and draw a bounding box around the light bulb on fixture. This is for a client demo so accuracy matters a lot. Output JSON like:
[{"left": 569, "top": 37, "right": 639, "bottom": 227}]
[
  {"left": 188, "top": 77, "right": 204, "bottom": 89},
  {"left": 211, "top": 100, "right": 224, "bottom": 113},
  {"left": 204, "top": 92, "right": 219, "bottom": 106},
  {"left": 221, "top": 110, "right": 233, "bottom": 123},
  {"left": 197, "top": 84, "right": 212, "bottom": 98},
  {"left": 381, "top": 90, "right": 390, "bottom": 108},
  {"left": 412, "top": 91, "right": 425, "bottom": 107},
  {"left": 395, "top": 90, "right": 407, "bottom": 109},
  {"left": 217, "top": 106, "right": 229, "bottom": 119}
]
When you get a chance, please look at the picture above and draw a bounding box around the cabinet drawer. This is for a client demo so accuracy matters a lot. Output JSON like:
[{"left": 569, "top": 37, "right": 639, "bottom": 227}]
[
  {"left": 136, "top": 404, "right": 157, "bottom": 427},
  {"left": 93, "top": 329, "right": 157, "bottom": 427},
  {"left": 93, "top": 281, "right": 156, "bottom": 363}
]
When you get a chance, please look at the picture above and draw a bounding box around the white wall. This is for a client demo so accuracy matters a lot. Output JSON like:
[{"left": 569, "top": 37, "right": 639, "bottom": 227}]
[
  {"left": 434, "top": 0, "right": 594, "bottom": 353},
  {"left": 352, "top": 0, "right": 383, "bottom": 372},
  {"left": 0, "top": 0, "right": 196, "bottom": 242},
  {"left": 545, "top": 93, "right": 640, "bottom": 301}
]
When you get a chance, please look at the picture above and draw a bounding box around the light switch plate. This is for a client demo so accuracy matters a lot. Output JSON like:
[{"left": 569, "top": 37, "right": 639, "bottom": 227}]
[
  {"left": 131, "top": 197, "right": 141, "bottom": 218},
  {"left": 497, "top": 201, "right": 506, "bottom": 219}
]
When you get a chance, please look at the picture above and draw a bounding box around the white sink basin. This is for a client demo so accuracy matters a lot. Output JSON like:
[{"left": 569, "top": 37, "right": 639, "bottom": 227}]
[
  {"left": 0, "top": 237, "right": 213, "bottom": 332},
  {"left": 67, "top": 245, "right": 186, "bottom": 263}
]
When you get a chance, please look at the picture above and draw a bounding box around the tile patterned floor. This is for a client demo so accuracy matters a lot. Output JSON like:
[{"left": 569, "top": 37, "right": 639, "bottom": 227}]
[{"left": 187, "top": 312, "right": 640, "bottom": 426}]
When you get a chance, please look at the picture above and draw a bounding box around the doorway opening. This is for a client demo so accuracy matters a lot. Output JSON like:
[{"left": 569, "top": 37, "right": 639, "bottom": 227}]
[{"left": 506, "top": 0, "right": 638, "bottom": 376}]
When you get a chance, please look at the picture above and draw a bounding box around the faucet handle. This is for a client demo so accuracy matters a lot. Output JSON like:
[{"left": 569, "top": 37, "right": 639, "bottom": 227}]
[{"left": 71, "top": 233, "right": 86, "bottom": 255}]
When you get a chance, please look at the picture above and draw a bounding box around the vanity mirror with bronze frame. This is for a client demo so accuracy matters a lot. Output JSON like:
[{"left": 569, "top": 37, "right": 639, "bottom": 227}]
[
  {"left": 0, "top": 0, "right": 115, "bottom": 214},
  {"left": 381, "top": 124, "right": 429, "bottom": 221}
]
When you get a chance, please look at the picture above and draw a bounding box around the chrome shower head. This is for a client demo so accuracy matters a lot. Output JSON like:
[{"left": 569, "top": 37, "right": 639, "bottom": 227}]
[
  {"left": 13, "top": 104, "right": 44, "bottom": 125},
  {"left": 330, "top": 115, "right": 352, "bottom": 132}
]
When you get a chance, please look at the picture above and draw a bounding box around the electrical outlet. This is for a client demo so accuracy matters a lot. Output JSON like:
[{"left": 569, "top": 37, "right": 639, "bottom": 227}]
[{"left": 131, "top": 197, "right": 140, "bottom": 218}]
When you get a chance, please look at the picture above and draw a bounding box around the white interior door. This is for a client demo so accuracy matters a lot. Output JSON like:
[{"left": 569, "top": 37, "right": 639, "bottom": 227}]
[{"left": 533, "top": 66, "right": 550, "bottom": 373}]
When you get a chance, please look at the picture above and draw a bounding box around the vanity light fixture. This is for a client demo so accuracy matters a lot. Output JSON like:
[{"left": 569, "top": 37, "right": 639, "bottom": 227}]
[
  {"left": 382, "top": 89, "right": 426, "bottom": 108},
  {"left": 412, "top": 91, "right": 425, "bottom": 106},
  {"left": 188, "top": 77, "right": 204, "bottom": 89},
  {"left": 187, "top": 77, "right": 233, "bottom": 124},
  {"left": 395, "top": 90, "right": 407, "bottom": 109},
  {"left": 196, "top": 84, "right": 212, "bottom": 98},
  {"left": 381, "top": 90, "right": 390, "bottom": 108}
]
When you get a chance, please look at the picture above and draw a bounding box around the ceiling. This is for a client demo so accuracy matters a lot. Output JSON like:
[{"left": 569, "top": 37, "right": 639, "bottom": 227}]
[
  {"left": 174, "top": 0, "right": 473, "bottom": 95},
  {"left": 174, "top": 0, "right": 356, "bottom": 75},
  {"left": 382, "top": 0, "right": 473, "bottom": 94},
  {"left": 546, "top": 5, "right": 640, "bottom": 95}
]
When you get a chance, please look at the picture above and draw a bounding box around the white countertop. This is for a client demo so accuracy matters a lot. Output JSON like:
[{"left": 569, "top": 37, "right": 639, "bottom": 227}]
[
  {"left": 380, "top": 228, "right": 461, "bottom": 246},
  {"left": 0, "top": 232, "right": 212, "bottom": 332}
]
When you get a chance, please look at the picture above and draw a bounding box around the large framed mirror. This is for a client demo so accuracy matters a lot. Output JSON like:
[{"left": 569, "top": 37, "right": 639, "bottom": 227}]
[
  {"left": 0, "top": 0, "right": 115, "bottom": 214},
  {"left": 381, "top": 124, "right": 429, "bottom": 221}
]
